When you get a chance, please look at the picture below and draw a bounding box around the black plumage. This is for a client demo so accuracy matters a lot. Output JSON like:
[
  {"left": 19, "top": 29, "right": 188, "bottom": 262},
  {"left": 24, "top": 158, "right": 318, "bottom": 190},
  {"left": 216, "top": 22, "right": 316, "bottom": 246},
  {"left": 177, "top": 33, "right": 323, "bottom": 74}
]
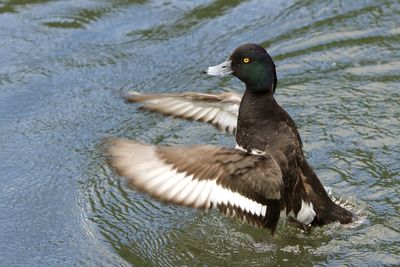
[{"left": 103, "top": 43, "right": 353, "bottom": 233}]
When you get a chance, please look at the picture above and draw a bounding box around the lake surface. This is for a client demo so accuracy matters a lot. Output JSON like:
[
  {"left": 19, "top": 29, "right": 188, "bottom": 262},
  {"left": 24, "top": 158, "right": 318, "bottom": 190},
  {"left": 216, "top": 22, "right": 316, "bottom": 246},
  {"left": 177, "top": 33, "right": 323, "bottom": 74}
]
[{"left": 0, "top": 0, "right": 399, "bottom": 266}]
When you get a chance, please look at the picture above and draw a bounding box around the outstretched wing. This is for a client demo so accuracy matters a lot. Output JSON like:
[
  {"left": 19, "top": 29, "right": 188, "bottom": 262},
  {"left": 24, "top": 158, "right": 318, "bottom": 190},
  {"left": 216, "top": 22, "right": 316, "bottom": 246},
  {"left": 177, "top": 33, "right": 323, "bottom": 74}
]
[
  {"left": 124, "top": 92, "right": 241, "bottom": 134},
  {"left": 102, "top": 138, "right": 283, "bottom": 232}
]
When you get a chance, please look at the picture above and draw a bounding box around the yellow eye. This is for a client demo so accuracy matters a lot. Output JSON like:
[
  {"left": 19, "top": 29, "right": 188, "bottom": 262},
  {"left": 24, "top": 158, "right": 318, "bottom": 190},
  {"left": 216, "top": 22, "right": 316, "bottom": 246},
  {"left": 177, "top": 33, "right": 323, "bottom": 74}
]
[{"left": 243, "top": 57, "right": 250, "bottom": 63}]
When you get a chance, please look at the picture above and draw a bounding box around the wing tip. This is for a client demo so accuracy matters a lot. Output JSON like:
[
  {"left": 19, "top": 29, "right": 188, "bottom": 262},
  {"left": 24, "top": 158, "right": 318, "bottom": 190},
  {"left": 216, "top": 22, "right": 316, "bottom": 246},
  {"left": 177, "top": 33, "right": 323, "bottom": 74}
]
[
  {"left": 100, "top": 137, "right": 137, "bottom": 154},
  {"left": 122, "top": 91, "right": 142, "bottom": 102},
  {"left": 100, "top": 137, "right": 152, "bottom": 176}
]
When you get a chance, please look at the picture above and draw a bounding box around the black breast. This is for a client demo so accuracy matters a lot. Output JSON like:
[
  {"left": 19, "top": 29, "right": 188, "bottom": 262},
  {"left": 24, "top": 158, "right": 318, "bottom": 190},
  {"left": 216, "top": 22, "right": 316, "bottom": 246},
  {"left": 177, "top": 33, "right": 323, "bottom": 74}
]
[{"left": 236, "top": 91, "right": 289, "bottom": 152}]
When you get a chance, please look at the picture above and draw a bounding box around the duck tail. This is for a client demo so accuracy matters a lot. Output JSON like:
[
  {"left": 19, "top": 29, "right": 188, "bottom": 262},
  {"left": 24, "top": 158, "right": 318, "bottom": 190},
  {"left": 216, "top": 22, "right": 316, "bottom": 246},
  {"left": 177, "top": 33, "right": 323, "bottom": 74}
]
[
  {"left": 323, "top": 202, "right": 353, "bottom": 225},
  {"left": 301, "top": 161, "right": 354, "bottom": 226}
]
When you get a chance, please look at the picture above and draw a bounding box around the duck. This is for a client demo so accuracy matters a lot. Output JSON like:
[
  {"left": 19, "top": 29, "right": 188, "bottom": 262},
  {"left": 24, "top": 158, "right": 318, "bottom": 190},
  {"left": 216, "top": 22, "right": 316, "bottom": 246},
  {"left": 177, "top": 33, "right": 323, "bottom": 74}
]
[{"left": 103, "top": 43, "right": 353, "bottom": 233}]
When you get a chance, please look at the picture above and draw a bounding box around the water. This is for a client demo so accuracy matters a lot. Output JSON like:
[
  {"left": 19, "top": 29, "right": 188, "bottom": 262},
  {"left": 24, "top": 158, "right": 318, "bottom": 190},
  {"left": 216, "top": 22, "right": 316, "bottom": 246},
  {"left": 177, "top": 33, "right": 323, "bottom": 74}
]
[{"left": 0, "top": 0, "right": 399, "bottom": 266}]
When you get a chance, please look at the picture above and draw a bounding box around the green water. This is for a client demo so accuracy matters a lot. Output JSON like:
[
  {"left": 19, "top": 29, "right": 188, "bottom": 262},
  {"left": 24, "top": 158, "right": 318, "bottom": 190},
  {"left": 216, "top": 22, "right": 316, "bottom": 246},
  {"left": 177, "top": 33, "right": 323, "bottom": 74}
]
[{"left": 0, "top": 0, "right": 399, "bottom": 266}]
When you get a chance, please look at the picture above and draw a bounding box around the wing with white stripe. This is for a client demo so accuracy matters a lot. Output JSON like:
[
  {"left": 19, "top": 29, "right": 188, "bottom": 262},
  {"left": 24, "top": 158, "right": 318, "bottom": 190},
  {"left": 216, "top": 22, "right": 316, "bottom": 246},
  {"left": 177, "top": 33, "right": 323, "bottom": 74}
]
[
  {"left": 102, "top": 138, "right": 283, "bottom": 231},
  {"left": 124, "top": 92, "right": 241, "bottom": 134}
]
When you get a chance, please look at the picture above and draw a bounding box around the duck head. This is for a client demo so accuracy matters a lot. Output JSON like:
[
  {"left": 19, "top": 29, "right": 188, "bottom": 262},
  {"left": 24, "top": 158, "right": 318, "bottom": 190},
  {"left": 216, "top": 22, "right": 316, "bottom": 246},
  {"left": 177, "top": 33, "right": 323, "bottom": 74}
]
[{"left": 205, "top": 43, "right": 277, "bottom": 94}]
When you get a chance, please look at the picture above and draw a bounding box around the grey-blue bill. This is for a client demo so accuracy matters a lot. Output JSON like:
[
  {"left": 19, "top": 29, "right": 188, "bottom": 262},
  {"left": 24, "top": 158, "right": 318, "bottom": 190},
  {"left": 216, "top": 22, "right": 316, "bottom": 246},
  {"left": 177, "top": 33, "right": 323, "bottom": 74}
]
[{"left": 204, "top": 60, "right": 233, "bottom": 76}]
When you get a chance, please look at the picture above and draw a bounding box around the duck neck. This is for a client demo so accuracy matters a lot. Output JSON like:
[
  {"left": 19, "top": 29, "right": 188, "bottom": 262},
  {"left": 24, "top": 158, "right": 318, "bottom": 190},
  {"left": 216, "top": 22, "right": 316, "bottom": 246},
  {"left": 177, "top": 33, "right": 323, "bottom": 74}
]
[
  {"left": 240, "top": 88, "right": 277, "bottom": 118},
  {"left": 236, "top": 89, "right": 279, "bottom": 150},
  {"left": 245, "top": 85, "right": 274, "bottom": 96}
]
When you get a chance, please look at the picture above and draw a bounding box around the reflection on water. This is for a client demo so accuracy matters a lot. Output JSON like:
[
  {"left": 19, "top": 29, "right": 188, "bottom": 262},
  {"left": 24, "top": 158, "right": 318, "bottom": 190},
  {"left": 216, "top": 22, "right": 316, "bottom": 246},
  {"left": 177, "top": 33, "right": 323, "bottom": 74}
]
[{"left": 0, "top": 0, "right": 399, "bottom": 266}]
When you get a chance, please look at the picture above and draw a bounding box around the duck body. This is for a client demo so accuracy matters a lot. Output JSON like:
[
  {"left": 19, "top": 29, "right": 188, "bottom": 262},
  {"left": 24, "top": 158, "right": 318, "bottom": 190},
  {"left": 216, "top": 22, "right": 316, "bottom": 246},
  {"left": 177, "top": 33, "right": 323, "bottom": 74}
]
[
  {"left": 236, "top": 91, "right": 309, "bottom": 225},
  {"left": 104, "top": 43, "right": 353, "bottom": 233},
  {"left": 236, "top": 88, "right": 352, "bottom": 227}
]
